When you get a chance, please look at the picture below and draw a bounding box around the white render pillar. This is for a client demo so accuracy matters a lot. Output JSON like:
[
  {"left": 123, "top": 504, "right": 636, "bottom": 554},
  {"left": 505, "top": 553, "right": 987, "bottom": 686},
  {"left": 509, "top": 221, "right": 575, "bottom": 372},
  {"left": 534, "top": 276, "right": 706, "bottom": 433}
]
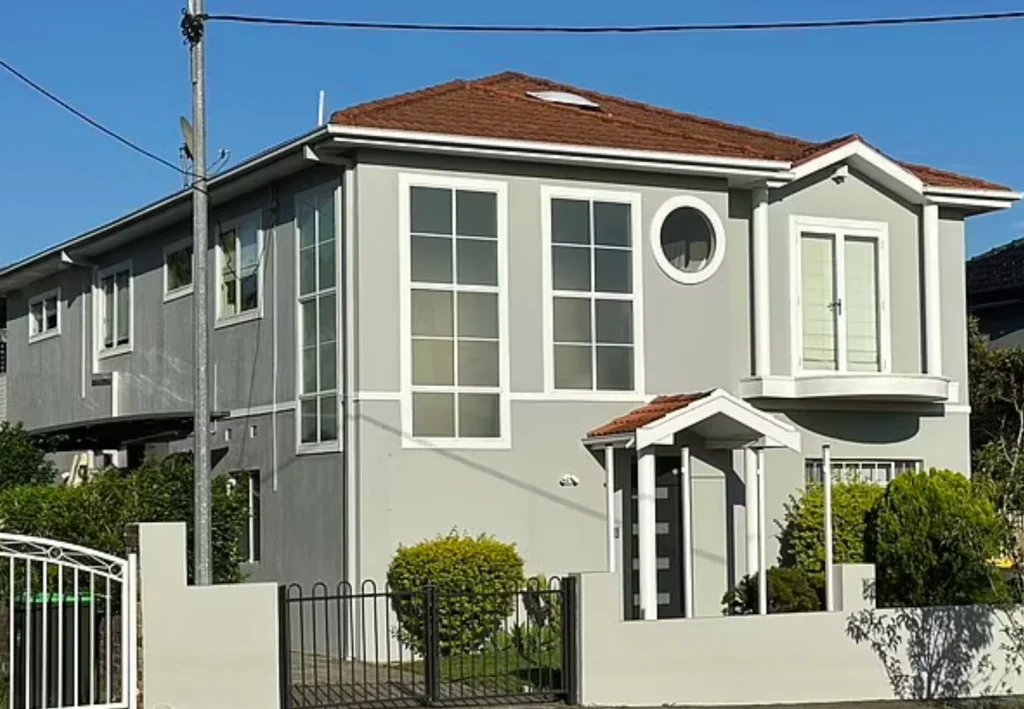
[
  {"left": 603, "top": 445, "right": 616, "bottom": 573},
  {"left": 823, "top": 444, "right": 835, "bottom": 612},
  {"left": 744, "top": 448, "right": 759, "bottom": 577},
  {"left": 756, "top": 448, "right": 768, "bottom": 615},
  {"left": 752, "top": 186, "right": 771, "bottom": 376},
  {"left": 681, "top": 446, "right": 694, "bottom": 619},
  {"left": 637, "top": 446, "right": 658, "bottom": 620},
  {"left": 923, "top": 202, "right": 943, "bottom": 376}
]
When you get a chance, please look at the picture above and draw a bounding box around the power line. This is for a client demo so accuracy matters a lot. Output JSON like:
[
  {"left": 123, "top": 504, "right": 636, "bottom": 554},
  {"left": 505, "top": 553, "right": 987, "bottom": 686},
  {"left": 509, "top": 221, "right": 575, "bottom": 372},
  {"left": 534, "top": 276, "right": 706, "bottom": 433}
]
[
  {"left": 203, "top": 9, "right": 1024, "bottom": 33},
  {"left": 0, "top": 57, "right": 187, "bottom": 176}
]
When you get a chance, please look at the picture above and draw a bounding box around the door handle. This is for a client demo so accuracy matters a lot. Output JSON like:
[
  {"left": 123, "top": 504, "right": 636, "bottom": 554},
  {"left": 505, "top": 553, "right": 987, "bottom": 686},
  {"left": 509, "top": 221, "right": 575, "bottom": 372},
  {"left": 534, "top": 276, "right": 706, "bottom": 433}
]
[{"left": 827, "top": 299, "right": 843, "bottom": 316}]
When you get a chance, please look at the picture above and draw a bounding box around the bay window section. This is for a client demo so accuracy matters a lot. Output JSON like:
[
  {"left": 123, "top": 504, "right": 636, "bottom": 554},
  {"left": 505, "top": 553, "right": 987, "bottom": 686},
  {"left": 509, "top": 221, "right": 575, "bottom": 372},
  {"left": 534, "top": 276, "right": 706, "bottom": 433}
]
[{"left": 297, "top": 185, "right": 339, "bottom": 450}]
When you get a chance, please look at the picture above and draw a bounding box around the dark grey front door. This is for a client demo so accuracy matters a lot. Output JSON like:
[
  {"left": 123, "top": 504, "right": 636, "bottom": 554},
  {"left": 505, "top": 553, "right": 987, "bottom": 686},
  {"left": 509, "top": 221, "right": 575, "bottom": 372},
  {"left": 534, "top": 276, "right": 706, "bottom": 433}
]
[{"left": 623, "top": 455, "right": 684, "bottom": 619}]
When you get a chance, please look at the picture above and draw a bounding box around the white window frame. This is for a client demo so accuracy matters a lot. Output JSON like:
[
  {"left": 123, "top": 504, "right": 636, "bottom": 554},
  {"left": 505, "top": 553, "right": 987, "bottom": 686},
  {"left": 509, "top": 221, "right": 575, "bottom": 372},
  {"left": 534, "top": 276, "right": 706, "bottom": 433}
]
[
  {"left": 541, "top": 185, "right": 645, "bottom": 400},
  {"left": 28, "top": 288, "right": 61, "bottom": 343},
  {"left": 789, "top": 215, "right": 891, "bottom": 375},
  {"left": 228, "top": 470, "right": 261, "bottom": 564},
  {"left": 163, "top": 237, "right": 195, "bottom": 302},
  {"left": 215, "top": 210, "right": 265, "bottom": 328},
  {"left": 94, "top": 261, "right": 133, "bottom": 358},
  {"left": 295, "top": 181, "right": 343, "bottom": 455},
  {"left": 398, "top": 172, "right": 511, "bottom": 449},
  {"left": 805, "top": 457, "right": 922, "bottom": 486},
  {"left": 649, "top": 194, "right": 727, "bottom": 285}
]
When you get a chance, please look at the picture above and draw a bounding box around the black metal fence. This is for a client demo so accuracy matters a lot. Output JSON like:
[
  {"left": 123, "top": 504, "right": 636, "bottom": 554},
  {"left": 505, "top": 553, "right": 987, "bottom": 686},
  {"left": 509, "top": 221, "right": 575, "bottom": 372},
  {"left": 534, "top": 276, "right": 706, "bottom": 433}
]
[{"left": 279, "top": 577, "right": 578, "bottom": 709}]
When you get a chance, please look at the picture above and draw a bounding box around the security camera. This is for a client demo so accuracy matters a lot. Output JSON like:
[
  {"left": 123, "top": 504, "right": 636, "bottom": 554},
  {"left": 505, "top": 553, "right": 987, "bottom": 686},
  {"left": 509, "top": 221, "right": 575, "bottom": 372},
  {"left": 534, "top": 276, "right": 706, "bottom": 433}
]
[
  {"left": 559, "top": 474, "right": 580, "bottom": 488},
  {"left": 831, "top": 165, "right": 849, "bottom": 185}
]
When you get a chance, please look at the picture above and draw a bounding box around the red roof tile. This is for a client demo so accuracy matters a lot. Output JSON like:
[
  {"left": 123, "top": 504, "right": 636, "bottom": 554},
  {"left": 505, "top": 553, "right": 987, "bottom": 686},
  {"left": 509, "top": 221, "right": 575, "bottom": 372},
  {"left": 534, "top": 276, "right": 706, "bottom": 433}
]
[
  {"left": 331, "top": 71, "right": 1009, "bottom": 192},
  {"left": 586, "top": 392, "right": 712, "bottom": 439}
]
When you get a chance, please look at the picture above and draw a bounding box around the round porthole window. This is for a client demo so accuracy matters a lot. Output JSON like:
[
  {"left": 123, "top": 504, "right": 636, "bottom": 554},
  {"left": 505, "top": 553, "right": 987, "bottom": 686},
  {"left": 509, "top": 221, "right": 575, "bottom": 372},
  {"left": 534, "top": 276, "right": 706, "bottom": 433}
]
[{"left": 650, "top": 196, "right": 726, "bottom": 284}]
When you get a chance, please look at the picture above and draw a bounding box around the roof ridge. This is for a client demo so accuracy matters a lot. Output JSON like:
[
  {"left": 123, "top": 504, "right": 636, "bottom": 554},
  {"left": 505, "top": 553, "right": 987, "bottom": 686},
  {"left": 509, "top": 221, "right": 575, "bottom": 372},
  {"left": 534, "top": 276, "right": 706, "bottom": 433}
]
[
  {"left": 330, "top": 78, "right": 469, "bottom": 122},
  {"left": 475, "top": 71, "right": 814, "bottom": 154}
]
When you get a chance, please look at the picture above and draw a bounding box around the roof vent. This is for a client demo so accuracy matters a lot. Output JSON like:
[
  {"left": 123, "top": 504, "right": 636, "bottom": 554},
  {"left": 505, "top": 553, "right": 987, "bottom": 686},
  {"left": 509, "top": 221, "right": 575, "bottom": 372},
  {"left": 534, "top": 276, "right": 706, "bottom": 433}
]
[{"left": 526, "top": 90, "right": 601, "bottom": 110}]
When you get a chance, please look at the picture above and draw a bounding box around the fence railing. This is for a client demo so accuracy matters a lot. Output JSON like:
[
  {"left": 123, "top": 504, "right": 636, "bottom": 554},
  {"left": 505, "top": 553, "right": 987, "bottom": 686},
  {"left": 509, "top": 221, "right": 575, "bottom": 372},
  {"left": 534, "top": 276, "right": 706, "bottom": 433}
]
[{"left": 279, "top": 577, "right": 577, "bottom": 709}]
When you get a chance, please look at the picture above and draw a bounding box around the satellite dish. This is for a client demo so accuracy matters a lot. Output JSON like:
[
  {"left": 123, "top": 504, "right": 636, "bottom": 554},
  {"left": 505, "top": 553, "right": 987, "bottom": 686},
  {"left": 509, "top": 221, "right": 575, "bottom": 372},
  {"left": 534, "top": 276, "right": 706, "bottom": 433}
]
[{"left": 179, "top": 116, "right": 195, "bottom": 161}]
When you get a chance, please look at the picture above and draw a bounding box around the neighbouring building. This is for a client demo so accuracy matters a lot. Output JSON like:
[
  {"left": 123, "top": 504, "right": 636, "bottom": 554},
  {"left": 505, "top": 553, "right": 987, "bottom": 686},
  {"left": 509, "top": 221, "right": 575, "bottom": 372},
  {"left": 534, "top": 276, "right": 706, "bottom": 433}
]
[
  {"left": 967, "top": 237, "right": 1024, "bottom": 348},
  {"left": 0, "top": 72, "right": 1017, "bottom": 619}
]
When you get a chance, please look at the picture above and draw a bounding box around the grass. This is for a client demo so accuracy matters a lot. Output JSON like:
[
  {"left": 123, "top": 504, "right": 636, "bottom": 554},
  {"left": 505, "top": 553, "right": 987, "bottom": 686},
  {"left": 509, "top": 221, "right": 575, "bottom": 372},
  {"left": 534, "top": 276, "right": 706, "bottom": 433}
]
[{"left": 402, "top": 644, "right": 563, "bottom": 696}]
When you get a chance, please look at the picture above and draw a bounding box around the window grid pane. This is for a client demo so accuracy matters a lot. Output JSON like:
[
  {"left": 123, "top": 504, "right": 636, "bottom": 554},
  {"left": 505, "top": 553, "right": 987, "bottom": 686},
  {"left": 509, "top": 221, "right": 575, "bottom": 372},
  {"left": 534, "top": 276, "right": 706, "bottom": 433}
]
[
  {"left": 409, "top": 186, "right": 502, "bottom": 440},
  {"left": 804, "top": 458, "right": 922, "bottom": 485}
]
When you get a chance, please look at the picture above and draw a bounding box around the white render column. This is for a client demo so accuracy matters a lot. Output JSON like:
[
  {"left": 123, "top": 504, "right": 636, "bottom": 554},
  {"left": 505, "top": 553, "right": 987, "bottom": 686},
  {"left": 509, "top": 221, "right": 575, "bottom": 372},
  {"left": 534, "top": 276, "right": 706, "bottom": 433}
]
[
  {"left": 603, "top": 445, "right": 616, "bottom": 573},
  {"left": 744, "top": 448, "right": 759, "bottom": 577},
  {"left": 823, "top": 444, "right": 835, "bottom": 612},
  {"left": 756, "top": 448, "right": 768, "bottom": 615},
  {"left": 752, "top": 186, "right": 771, "bottom": 376},
  {"left": 923, "top": 202, "right": 943, "bottom": 376},
  {"left": 681, "top": 446, "right": 694, "bottom": 618},
  {"left": 637, "top": 446, "right": 658, "bottom": 620}
]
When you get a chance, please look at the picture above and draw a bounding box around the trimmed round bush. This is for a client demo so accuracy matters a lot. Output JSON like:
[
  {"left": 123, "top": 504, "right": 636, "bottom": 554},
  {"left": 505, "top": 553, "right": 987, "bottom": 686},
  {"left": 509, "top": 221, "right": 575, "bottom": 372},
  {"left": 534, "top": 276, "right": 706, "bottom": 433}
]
[{"left": 387, "top": 531, "right": 525, "bottom": 656}]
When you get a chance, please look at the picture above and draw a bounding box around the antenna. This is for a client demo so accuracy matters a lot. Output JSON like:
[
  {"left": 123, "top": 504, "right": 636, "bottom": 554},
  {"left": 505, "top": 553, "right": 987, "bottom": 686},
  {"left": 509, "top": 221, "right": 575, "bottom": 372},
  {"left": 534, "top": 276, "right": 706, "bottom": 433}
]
[
  {"left": 318, "top": 90, "right": 326, "bottom": 126},
  {"left": 179, "top": 115, "right": 195, "bottom": 161}
]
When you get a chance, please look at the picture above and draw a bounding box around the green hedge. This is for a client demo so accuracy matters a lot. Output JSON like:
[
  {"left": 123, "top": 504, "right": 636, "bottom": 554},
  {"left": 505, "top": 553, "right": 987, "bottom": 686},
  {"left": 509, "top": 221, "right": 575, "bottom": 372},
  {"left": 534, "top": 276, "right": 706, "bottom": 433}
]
[
  {"left": 387, "top": 531, "right": 525, "bottom": 656},
  {"left": 0, "top": 453, "right": 249, "bottom": 583},
  {"left": 721, "top": 566, "right": 823, "bottom": 615}
]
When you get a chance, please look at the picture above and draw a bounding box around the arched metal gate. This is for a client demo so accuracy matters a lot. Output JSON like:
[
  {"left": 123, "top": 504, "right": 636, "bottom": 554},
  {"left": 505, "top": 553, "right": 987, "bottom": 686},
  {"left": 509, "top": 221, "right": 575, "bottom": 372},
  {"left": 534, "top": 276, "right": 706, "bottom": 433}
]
[{"left": 0, "top": 534, "right": 136, "bottom": 709}]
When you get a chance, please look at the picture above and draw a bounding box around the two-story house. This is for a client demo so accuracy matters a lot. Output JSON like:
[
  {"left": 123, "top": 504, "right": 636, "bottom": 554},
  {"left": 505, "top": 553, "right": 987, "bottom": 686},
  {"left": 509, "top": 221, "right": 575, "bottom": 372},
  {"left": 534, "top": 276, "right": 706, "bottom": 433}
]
[{"left": 0, "top": 72, "right": 1017, "bottom": 619}]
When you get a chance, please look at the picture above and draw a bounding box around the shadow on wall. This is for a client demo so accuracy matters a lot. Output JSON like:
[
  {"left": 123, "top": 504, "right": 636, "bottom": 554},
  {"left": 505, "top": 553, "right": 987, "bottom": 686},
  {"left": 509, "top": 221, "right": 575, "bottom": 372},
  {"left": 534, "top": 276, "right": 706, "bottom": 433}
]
[
  {"left": 846, "top": 604, "right": 1023, "bottom": 700},
  {"left": 788, "top": 410, "right": 924, "bottom": 444}
]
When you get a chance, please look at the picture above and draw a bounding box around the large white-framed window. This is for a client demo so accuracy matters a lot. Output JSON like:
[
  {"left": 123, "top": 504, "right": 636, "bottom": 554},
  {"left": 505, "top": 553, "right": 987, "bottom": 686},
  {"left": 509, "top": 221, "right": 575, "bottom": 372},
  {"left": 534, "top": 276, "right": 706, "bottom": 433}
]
[
  {"left": 541, "top": 186, "right": 644, "bottom": 398},
  {"left": 228, "top": 470, "right": 261, "bottom": 563},
  {"left": 96, "top": 261, "right": 132, "bottom": 357},
  {"left": 296, "top": 182, "right": 341, "bottom": 452},
  {"left": 805, "top": 457, "right": 922, "bottom": 486},
  {"left": 163, "top": 237, "right": 194, "bottom": 302},
  {"left": 216, "top": 211, "right": 264, "bottom": 326},
  {"left": 28, "top": 288, "right": 61, "bottom": 343},
  {"left": 790, "top": 216, "right": 890, "bottom": 374},
  {"left": 399, "top": 173, "right": 510, "bottom": 448}
]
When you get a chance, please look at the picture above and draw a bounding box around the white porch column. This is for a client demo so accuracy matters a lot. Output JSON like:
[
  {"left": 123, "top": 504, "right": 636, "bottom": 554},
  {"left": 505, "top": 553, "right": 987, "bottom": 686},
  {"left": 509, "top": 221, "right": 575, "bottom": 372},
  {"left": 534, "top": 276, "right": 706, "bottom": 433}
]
[
  {"left": 752, "top": 186, "right": 771, "bottom": 376},
  {"left": 756, "top": 448, "right": 768, "bottom": 615},
  {"left": 637, "top": 446, "right": 658, "bottom": 620},
  {"left": 744, "top": 448, "right": 759, "bottom": 577},
  {"left": 823, "top": 444, "right": 835, "bottom": 612},
  {"left": 923, "top": 202, "right": 943, "bottom": 375},
  {"left": 681, "top": 446, "right": 694, "bottom": 619},
  {"left": 603, "top": 445, "right": 616, "bottom": 573}
]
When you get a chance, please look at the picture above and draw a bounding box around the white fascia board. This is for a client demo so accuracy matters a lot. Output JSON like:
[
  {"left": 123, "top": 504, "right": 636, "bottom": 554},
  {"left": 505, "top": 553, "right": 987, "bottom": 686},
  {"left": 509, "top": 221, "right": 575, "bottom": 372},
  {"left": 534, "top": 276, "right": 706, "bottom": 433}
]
[
  {"left": 581, "top": 433, "right": 636, "bottom": 448},
  {"left": 924, "top": 186, "right": 1023, "bottom": 200},
  {"left": 791, "top": 140, "right": 924, "bottom": 194}
]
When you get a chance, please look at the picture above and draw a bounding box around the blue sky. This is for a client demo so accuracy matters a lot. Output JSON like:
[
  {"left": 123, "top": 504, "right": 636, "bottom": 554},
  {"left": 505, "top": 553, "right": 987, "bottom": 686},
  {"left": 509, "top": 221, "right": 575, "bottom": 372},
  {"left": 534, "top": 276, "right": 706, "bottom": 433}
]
[{"left": 1, "top": 0, "right": 1021, "bottom": 266}]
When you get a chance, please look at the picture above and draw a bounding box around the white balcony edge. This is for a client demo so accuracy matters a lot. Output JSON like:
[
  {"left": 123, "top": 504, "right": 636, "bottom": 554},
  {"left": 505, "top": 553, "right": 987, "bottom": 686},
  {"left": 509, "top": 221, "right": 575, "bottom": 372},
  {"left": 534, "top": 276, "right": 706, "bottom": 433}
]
[{"left": 738, "top": 373, "right": 952, "bottom": 403}]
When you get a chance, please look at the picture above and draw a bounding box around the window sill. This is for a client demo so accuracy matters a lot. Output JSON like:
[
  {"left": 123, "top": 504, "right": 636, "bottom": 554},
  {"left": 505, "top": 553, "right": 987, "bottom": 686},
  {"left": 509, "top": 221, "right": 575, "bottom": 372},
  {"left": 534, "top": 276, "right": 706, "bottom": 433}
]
[
  {"left": 297, "top": 441, "right": 342, "bottom": 456},
  {"left": 28, "top": 330, "right": 60, "bottom": 345},
  {"left": 402, "top": 436, "right": 511, "bottom": 451},
  {"left": 215, "top": 309, "right": 262, "bottom": 329},
  {"left": 98, "top": 344, "right": 133, "bottom": 360},
  {"left": 164, "top": 285, "right": 194, "bottom": 303},
  {"left": 738, "top": 373, "right": 952, "bottom": 403}
]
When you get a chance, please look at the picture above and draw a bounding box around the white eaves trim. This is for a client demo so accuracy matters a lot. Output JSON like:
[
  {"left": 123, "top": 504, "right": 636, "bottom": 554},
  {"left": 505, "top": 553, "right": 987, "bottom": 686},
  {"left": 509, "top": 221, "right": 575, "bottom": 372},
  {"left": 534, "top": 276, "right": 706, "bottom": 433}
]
[{"left": 791, "top": 139, "right": 924, "bottom": 193}]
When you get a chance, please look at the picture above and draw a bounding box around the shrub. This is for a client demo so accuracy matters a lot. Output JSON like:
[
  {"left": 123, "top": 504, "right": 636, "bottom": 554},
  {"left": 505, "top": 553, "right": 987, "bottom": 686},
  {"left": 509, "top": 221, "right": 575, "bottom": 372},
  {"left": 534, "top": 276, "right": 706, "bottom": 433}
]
[
  {"left": 387, "top": 531, "right": 525, "bottom": 656},
  {"left": 0, "top": 422, "right": 58, "bottom": 492},
  {"left": 867, "top": 469, "right": 1008, "bottom": 607},
  {"left": 0, "top": 453, "right": 249, "bottom": 583},
  {"left": 779, "top": 478, "right": 884, "bottom": 573},
  {"left": 721, "top": 566, "right": 823, "bottom": 615}
]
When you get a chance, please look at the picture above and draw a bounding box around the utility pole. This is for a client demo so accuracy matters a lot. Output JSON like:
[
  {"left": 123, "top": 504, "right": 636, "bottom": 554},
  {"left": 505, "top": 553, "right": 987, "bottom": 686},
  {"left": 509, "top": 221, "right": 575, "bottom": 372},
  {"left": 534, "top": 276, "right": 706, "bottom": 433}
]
[{"left": 183, "top": 0, "right": 212, "bottom": 586}]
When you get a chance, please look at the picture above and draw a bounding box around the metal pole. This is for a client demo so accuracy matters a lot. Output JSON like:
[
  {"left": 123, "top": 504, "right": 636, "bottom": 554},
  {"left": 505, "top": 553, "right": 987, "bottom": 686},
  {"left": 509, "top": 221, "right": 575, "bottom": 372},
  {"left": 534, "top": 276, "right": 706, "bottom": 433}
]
[
  {"left": 823, "top": 444, "right": 834, "bottom": 611},
  {"left": 185, "top": 0, "right": 212, "bottom": 585}
]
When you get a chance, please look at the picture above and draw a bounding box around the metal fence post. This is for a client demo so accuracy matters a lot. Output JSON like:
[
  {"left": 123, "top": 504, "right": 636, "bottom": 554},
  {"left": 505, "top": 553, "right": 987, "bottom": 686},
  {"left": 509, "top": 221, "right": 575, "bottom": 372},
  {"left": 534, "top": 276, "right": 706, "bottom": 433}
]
[
  {"left": 561, "top": 575, "right": 580, "bottom": 705},
  {"left": 423, "top": 586, "right": 440, "bottom": 705},
  {"left": 278, "top": 586, "right": 292, "bottom": 709}
]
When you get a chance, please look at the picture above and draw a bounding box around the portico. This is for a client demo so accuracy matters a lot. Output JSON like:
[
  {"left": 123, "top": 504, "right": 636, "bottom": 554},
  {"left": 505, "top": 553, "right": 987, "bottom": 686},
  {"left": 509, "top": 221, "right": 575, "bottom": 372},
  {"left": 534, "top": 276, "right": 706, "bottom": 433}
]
[{"left": 583, "top": 388, "right": 801, "bottom": 620}]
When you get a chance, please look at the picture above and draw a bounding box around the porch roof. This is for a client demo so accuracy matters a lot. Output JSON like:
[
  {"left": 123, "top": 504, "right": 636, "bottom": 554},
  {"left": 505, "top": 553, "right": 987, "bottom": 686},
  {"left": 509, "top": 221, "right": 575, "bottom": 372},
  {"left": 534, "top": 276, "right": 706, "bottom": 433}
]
[{"left": 583, "top": 388, "right": 800, "bottom": 452}]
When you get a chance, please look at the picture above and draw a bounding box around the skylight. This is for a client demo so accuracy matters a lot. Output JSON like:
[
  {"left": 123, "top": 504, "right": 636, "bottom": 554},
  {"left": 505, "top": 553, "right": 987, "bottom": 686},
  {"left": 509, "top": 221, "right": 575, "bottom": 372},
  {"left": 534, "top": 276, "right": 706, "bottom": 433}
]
[{"left": 526, "top": 90, "right": 601, "bottom": 110}]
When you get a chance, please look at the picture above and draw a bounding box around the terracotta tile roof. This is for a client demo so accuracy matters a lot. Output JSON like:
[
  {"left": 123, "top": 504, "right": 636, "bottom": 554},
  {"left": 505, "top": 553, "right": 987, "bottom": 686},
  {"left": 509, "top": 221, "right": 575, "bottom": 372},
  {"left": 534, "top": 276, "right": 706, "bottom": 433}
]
[
  {"left": 586, "top": 392, "right": 712, "bottom": 439},
  {"left": 331, "top": 71, "right": 1010, "bottom": 192}
]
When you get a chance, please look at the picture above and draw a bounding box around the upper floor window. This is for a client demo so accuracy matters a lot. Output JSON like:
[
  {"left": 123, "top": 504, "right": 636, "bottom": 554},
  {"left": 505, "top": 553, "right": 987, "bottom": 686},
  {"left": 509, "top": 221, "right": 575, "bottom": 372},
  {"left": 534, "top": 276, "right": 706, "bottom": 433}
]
[
  {"left": 542, "top": 187, "right": 643, "bottom": 395},
  {"left": 28, "top": 289, "right": 60, "bottom": 343},
  {"left": 805, "top": 458, "right": 921, "bottom": 485},
  {"left": 791, "top": 216, "right": 890, "bottom": 373},
  {"left": 400, "top": 174, "right": 509, "bottom": 446},
  {"left": 217, "top": 213, "right": 263, "bottom": 324},
  {"left": 650, "top": 196, "right": 727, "bottom": 285},
  {"left": 296, "top": 184, "right": 340, "bottom": 451},
  {"left": 164, "top": 239, "right": 194, "bottom": 301},
  {"left": 97, "top": 263, "right": 131, "bottom": 354}
]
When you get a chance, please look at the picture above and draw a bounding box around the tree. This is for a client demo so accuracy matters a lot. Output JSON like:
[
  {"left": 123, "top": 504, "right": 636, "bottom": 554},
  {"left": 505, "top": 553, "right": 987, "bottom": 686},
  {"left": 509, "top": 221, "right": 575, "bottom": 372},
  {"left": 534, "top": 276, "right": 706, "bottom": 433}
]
[
  {"left": 867, "top": 469, "right": 1007, "bottom": 607},
  {"left": 0, "top": 421, "right": 57, "bottom": 492}
]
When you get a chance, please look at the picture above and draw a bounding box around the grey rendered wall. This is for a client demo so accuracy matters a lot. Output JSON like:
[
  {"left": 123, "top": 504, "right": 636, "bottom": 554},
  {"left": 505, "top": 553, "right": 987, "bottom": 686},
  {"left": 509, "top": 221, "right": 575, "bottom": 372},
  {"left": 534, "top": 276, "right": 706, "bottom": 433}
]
[
  {"left": 576, "top": 570, "right": 1024, "bottom": 706},
  {"left": 137, "top": 522, "right": 278, "bottom": 709}
]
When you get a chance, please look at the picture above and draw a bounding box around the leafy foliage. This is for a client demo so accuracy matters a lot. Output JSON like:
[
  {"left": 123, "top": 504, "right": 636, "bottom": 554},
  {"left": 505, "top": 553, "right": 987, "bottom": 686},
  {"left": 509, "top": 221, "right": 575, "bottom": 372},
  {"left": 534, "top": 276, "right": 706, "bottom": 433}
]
[
  {"left": 0, "top": 422, "right": 58, "bottom": 492},
  {"left": 387, "top": 531, "right": 525, "bottom": 656},
  {"left": 721, "top": 566, "right": 823, "bottom": 615},
  {"left": 867, "top": 469, "right": 1008, "bottom": 607},
  {"left": 778, "top": 479, "right": 884, "bottom": 573},
  {"left": 0, "top": 453, "right": 249, "bottom": 583}
]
